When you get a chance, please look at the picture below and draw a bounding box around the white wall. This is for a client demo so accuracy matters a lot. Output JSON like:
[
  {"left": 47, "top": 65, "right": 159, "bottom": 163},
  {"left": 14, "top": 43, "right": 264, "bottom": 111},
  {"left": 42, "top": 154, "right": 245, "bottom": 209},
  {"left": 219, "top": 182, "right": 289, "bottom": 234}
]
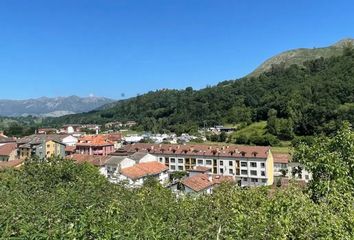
[
  {"left": 138, "top": 154, "right": 158, "bottom": 163},
  {"left": 62, "top": 135, "right": 78, "bottom": 146}
]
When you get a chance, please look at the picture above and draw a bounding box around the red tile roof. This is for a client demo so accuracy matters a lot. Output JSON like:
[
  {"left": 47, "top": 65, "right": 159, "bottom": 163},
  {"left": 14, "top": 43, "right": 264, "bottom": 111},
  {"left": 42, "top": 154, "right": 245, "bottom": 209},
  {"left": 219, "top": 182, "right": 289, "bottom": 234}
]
[
  {"left": 189, "top": 166, "right": 211, "bottom": 172},
  {"left": 273, "top": 153, "right": 291, "bottom": 164},
  {"left": 120, "top": 161, "right": 168, "bottom": 180},
  {"left": 0, "top": 159, "right": 24, "bottom": 170},
  {"left": 67, "top": 154, "right": 110, "bottom": 167},
  {"left": 77, "top": 135, "right": 114, "bottom": 147},
  {"left": 65, "top": 146, "right": 76, "bottom": 153},
  {"left": 211, "top": 175, "right": 235, "bottom": 185},
  {"left": 181, "top": 174, "right": 213, "bottom": 192},
  {"left": 181, "top": 174, "right": 235, "bottom": 192},
  {"left": 0, "top": 143, "right": 17, "bottom": 156},
  {"left": 123, "top": 143, "right": 270, "bottom": 159}
]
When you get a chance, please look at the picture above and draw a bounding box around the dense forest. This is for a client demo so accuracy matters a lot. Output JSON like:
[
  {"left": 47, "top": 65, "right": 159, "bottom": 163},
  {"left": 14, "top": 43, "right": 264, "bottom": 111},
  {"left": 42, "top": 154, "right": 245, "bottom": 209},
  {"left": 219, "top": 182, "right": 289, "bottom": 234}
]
[
  {"left": 0, "top": 125, "right": 353, "bottom": 239},
  {"left": 44, "top": 48, "right": 354, "bottom": 140}
]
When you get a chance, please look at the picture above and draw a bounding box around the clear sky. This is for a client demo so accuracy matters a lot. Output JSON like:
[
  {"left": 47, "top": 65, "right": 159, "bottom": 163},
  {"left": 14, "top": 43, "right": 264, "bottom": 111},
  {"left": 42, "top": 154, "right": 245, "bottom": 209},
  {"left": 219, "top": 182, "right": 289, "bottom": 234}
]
[{"left": 1, "top": 0, "right": 354, "bottom": 100}]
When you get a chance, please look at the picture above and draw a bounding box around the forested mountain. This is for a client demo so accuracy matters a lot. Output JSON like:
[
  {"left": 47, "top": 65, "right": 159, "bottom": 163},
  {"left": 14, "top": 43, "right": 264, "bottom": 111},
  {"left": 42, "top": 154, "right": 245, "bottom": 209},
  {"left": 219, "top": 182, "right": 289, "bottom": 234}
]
[
  {"left": 249, "top": 38, "right": 354, "bottom": 77},
  {"left": 45, "top": 47, "right": 354, "bottom": 138},
  {"left": 0, "top": 96, "right": 114, "bottom": 117}
]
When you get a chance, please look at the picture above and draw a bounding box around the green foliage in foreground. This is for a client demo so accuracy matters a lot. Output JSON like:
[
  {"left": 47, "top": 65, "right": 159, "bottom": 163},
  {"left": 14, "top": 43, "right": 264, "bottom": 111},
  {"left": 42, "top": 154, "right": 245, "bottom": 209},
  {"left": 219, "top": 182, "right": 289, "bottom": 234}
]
[{"left": 1, "top": 126, "right": 354, "bottom": 239}]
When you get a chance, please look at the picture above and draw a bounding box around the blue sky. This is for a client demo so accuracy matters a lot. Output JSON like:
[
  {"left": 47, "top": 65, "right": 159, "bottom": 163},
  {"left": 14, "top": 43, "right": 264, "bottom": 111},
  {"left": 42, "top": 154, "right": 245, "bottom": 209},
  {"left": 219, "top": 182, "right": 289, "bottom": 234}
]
[{"left": 1, "top": 0, "right": 354, "bottom": 100}]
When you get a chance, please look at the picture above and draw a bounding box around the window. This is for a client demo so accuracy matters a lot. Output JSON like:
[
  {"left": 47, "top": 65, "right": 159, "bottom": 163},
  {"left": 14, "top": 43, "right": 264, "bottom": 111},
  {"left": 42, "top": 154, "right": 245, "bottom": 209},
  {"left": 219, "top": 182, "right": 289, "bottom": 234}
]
[
  {"left": 170, "top": 158, "right": 175, "bottom": 163},
  {"left": 250, "top": 162, "right": 257, "bottom": 168},
  {"left": 178, "top": 158, "right": 183, "bottom": 164},
  {"left": 305, "top": 175, "right": 309, "bottom": 180},
  {"left": 219, "top": 161, "right": 223, "bottom": 166},
  {"left": 229, "top": 169, "right": 234, "bottom": 174},
  {"left": 241, "top": 169, "right": 248, "bottom": 175},
  {"left": 229, "top": 161, "right": 233, "bottom": 166},
  {"left": 197, "top": 159, "right": 204, "bottom": 165},
  {"left": 261, "top": 163, "right": 265, "bottom": 168},
  {"left": 220, "top": 168, "right": 224, "bottom": 174},
  {"left": 159, "top": 157, "right": 163, "bottom": 163},
  {"left": 243, "top": 178, "right": 248, "bottom": 181},
  {"left": 261, "top": 171, "right": 265, "bottom": 176},
  {"left": 251, "top": 178, "right": 258, "bottom": 183},
  {"left": 170, "top": 165, "right": 176, "bottom": 170},
  {"left": 241, "top": 162, "right": 247, "bottom": 167},
  {"left": 262, "top": 179, "right": 267, "bottom": 183},
  {"left": 250, "top": 170, "right": 257, "bottom": 176},
  {"left": 178, "top": 166, "right": 184, "bottom": 171},
  {"left": 206, "top": 160, "right": 212, "bottom": 165},
  {"left": 191, "top": 158, "right": 196, "bottom": 164},
  {"left": 47, "top": 144, "right": 50, "bottom": 148}
]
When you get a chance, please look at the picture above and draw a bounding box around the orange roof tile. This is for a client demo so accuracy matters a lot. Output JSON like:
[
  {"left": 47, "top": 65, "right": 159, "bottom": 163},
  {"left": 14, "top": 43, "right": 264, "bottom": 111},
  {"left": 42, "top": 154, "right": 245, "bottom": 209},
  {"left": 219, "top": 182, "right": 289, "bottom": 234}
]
[
  {"left": 123, "top": 143, "right": 270, "bottom": 159},
  {"left": 67, "top": 154, "right": 110, "bottom": 166},
  {"left": 273, "top": 153, "right": 291, "bottom": 164},
  {"left": 181, "top": 174, "right": 235, "bottom": 192},
  {"left": 77, "top": 135, "right": 114, "bottom": 147},
  {"left": 120, "top": 161, "right": 168, "bottom": 180},
  {"left": 181, "top": 174, "right": 213, "bottom": 192},
  {"left": 0, "top": 159, "right": 24, "bottom": 170},
  {"left": 0, "top": 143, "right": 17, "bottom": 156},
  {"left": 189, "top": 166, "right": 211, "bottom": 172}
]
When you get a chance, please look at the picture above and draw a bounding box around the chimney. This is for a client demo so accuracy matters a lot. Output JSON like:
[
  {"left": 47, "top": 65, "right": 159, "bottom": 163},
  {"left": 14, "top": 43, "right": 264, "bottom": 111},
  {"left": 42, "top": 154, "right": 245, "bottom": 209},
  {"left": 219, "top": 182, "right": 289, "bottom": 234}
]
[
  {"left": 95, "top": 126, "right": 99, "bottom": 135},
  {"left": 208, "top": 174, "right": 213, "bottom": 182}
]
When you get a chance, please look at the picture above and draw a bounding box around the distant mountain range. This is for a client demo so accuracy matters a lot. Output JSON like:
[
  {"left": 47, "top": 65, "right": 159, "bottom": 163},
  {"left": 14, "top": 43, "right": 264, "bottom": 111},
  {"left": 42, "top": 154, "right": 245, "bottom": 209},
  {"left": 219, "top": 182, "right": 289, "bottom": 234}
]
[
  {"left": 248, "top": 38, "right": 354, "bottom": 77},
  {"left": 0, "top": 96, "right": 115, "bottom": 117},
  {"left": 45, "top": 38, "right": 354, "bottom": 140}
]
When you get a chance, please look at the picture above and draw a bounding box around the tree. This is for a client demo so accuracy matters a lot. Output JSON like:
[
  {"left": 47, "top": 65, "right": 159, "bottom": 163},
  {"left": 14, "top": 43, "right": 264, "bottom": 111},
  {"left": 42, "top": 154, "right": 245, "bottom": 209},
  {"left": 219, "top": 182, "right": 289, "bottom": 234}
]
[{"left": 294, "top": 122, "right": 354, "bottom": 201}]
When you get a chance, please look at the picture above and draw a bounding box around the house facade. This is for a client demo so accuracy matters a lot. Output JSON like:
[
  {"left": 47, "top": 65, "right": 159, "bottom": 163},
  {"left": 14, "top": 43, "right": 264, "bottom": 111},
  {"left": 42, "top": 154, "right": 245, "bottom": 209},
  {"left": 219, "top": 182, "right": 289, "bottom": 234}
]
[
  {"left": 17, "top": 135, "right": 65, "bottom": 160},
  {"left": 76, "top": 135, "right": 115, "bottom": 156},
  {"left": 0, "top": 143, "right": 17, "bottom": 161},
  {"left": 123, "top": 143, "right": 274, "bottom": 187}
]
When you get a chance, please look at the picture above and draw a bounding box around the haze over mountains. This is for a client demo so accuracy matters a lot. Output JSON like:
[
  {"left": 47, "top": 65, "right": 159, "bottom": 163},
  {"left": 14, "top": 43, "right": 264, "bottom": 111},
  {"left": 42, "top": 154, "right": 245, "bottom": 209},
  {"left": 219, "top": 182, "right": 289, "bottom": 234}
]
[
  {"left": 1, "top": 38, "right": 353, "bottom": 119},
  {"left": 0, "top": 96, "right": 114, "bottom": 117}
]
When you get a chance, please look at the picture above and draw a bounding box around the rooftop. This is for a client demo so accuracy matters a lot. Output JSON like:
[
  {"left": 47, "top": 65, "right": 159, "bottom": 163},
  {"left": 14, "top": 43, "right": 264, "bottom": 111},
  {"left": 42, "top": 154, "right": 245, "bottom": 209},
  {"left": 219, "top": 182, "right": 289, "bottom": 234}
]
[
  {"left": 120, "top": 161, "right": 168, "bottom": 180},
  {"left": 0, "top": 159, "right": 24, "bottom": 170},
  {"left": 0, "top": 143, "right": 17, "bottom": 156},
  {"left": 181, "top": 173, "right": 234, "bottom": 192},
  {"left": 77, "top": 135, "right": 114, "bottom": 147},
  {"left": 67, "top": 154, "right": 110, "bottom": 167},
  {"left": 123, "top": 143, "right": 270, "bottom": 159},
  {"left": 273, "top": 153, "right": 291, "bottom": 164}
]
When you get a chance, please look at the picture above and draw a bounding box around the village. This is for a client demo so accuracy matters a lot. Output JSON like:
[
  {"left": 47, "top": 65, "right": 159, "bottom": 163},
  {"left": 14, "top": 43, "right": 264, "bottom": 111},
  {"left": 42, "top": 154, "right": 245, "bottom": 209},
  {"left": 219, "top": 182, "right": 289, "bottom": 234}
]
[{"left": 0, "top": 122, "right": 311, "bottom": 195}]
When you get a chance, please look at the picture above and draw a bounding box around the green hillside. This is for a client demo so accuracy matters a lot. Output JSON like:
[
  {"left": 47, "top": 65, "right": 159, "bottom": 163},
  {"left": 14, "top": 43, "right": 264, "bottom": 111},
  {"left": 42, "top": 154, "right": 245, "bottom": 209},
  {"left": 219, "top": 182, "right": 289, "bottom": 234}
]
[
  {"left": 248, "top": 38, "right": 354, "bottom": 77},
  {"left": 43, "top": 44, "right": 354, "bottom": 143}
]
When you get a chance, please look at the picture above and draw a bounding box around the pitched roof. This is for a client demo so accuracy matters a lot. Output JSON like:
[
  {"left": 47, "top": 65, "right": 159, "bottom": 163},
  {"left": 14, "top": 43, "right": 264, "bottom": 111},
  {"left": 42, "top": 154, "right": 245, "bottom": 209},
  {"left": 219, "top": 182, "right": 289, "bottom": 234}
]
[
  {"left": 120, "top": 161, "right": 168, "bottom": 180},
  {"left": 17, "top": 134, "right": 66, "bottom": 145},
  {"left": 65, "top": 146, "right": 76, "bottom": 153},
  {"left": 123, "top": 143, "right": 270, "bottom": 159},
  {"left": 181, "top": 174, "right": 234, "bottom": 192},
  {"left": 105, "top": 156, "right": 127, "bottom": 165},
  {"left": 0, "top": 143, "right": 17, "bottom": 156},
  {"left": 77, "top": 135, "right": 114, "bottom": 147},
  {"left": 128, "top": 152, "right": 149, "bottom": 162},
  {"left": 67, "top": 154, "right": 110, "bottom": 167},
  {"left": 0, "top": 159, "right": 24, "bottom": 170},
  {"left": 181, "top": 174, "right": 213, "bottom": 192},
  {"left": 211, "top": 175, "right": 235, "bottom": 185},
  {"left": 273, "top": 153, "right": 291, "bottom": 164},
  {"left": 188, "top": 166, "right": 211, "bottom": 173},
  {"left": 0, "top": 135, "right": 16, "bottom": 143}
]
